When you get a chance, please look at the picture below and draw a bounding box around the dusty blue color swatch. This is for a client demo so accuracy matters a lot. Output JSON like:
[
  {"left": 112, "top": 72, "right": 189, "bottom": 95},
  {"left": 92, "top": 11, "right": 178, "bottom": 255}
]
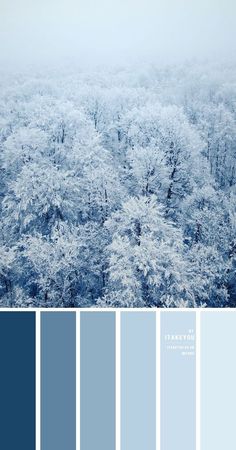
[
  {"left": 161, "top": 312, "right": 196, "bottom": 450},
  {"left": 80, "top": 312, "right": 116, "bottom": 450},
  {"left": 121, "top": 312, "right": 156, "bottom": 450},
  {"left": 0, "top": 312, "right": 35, "bottom": 450},
  {"left": 201, "top": 312, "right": 236, "bottom": 450},
  {"left": 41, "top": 312, "right": 76, "bottom": 450}
]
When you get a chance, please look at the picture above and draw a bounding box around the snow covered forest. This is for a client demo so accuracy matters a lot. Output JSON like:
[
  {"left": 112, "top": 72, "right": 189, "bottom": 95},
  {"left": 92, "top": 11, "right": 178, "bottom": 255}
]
[{"left": 0, "top": 63, "right": 236, "bottom": 307}]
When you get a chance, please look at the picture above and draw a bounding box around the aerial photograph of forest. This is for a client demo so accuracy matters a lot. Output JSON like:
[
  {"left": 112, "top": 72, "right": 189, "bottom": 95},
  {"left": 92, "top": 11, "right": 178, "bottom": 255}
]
[{"left": 0, "top": 0, "right": 235, "bottom": 307}]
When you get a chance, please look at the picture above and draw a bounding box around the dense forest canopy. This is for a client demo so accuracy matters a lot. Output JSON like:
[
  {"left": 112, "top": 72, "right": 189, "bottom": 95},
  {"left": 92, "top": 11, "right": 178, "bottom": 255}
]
[{"left": 0, "top": 62, "right": 236, "bottom": 307}]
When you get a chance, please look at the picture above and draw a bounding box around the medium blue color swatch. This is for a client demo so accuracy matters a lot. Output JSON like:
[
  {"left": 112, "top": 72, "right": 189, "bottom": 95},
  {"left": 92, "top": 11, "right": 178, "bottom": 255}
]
[
  {"left": 201, "top": 312, "right": 236, "bottom": 450},
  {"left": 41, "top": 312, "right": 76, "bottom": 450},
  {"left": 80, "top": 312, "right": 116, "bottom": 450},
  {"left": 121, "top": 312, "right": 156, "bottom": 450},
  {"left": 0, "top": 312, "right": 35, "bottom": 450},
  {"left": 161, "top": 311, "right": 196, "bottom": 450}
]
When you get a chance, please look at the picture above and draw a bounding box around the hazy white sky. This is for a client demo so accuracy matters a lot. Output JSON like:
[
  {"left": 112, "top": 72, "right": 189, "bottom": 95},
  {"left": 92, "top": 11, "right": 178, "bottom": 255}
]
[{"left": 0, "top": 0, "right": 236, "bottom": 67}]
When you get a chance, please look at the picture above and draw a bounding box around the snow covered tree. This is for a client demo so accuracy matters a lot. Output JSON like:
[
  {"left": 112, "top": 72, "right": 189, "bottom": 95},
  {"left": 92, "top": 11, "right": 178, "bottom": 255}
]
[
  {"left": 198, "top": 103, "right": 236, "bottom": 187},
  {"left": 21, "top": 224, "right": 82, "bottom": 306},
  {"left": 0, "top": 245, "right": 15, "bottom": 305},
  {"left": 102, "top": 195, "right": 195, "bottom": 307},
  {"left": 2, "top": 127, "right": 49, "bottom": 175},
  {"left": 126, "top": 146, "right": 168, "bottom": 200},
  {"left": 187, "top": 243, "right": 229, "bottom": 307},
  {"left": 123, "top": 103, "right": 205, "bottom": 218},
  {"left": 2, "top": 162, "right": 80, "bottom": 237}
]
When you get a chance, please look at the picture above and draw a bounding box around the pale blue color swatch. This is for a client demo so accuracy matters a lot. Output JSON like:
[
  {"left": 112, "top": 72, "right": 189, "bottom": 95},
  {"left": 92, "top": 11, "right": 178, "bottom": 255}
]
[
  {"left": 121, "top": 312, "right": 156, "bottom": 450},
  {"left": 161, "top": 311, "right": 196, "bottom": 450},
  {"left": 201, "top": 312, "right": 236, "bottom": 450}
]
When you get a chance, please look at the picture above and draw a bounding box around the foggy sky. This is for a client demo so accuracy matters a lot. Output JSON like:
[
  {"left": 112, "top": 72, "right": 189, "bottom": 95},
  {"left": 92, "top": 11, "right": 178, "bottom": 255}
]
[{"left": 0, "top": 0, "right": 236, "bottom": 68}]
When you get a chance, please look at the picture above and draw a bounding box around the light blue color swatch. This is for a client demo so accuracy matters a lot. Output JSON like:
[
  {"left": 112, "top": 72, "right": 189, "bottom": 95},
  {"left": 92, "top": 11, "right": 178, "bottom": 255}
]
[
  {"left": 80, "top": 312, "right": 116, "bottom": 450},
  {"left": 121, "top": 312, "right": 156, "bottom": 450},
  {"left": 201, "top": 312, "right": 236, "bottom": 450},
  {"left": 161, "top": 311, "right": 196, "bottom": 450},
  {"left": 41, "top": 312, "right": 76, "bottom": 450}
]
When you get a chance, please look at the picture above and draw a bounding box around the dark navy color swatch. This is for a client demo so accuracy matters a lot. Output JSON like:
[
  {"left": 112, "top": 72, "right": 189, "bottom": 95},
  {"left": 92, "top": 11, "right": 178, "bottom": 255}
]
[{"left": 0, "top": 312, "right": 35, "bottom": 450}]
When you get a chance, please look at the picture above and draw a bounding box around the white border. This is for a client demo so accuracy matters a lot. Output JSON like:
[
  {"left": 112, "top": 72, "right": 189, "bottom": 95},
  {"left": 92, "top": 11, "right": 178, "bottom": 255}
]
[
  {"left": 0, "top": 307, "right": 234, "bottom": 312},
  {"left": 196, "top": 310, "right": 201, "bottom": 450},
  {"left": 116, "top": 311, "right": 121, "bottom": 450}
]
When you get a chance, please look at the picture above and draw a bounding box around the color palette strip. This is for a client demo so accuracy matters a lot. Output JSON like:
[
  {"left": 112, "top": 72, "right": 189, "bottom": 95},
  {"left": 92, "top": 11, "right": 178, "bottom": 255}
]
[{"left": 0, "top": 310, "right": 235, "bottom": 450}]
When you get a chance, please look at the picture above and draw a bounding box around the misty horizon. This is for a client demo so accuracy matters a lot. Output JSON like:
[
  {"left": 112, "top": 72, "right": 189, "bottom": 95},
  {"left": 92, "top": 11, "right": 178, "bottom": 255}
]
[{"left": 0, "top": 0, "right": 236, "bottom": 69}]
